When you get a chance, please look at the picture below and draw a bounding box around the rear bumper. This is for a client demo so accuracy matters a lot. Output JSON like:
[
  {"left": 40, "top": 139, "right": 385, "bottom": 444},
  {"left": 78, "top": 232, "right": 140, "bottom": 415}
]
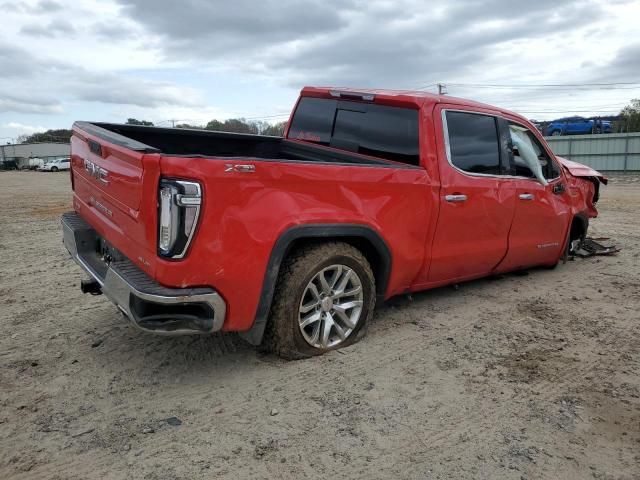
[{"left": 61, "top": 211, "right": 226, "bottom": 335}]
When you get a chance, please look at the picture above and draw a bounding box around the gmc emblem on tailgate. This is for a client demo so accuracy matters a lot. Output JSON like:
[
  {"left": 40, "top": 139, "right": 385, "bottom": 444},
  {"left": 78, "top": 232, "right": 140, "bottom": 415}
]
[{"left": 84, "top": 159, "right": 109, "bottom": 185}]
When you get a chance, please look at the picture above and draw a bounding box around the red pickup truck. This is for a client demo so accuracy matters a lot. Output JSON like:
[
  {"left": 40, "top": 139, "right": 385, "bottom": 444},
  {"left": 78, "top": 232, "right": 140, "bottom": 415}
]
[{"left": 62, "top": 87, "right": 606, "bottom": 359}]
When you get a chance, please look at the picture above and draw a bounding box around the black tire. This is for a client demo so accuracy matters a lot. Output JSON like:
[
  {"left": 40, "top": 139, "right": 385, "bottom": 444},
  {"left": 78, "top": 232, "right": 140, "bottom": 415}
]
[
  {"left": 51, "top": 166, "right": 58, "bottom": 172},
  {"left": 551, "top": 130, "right": 562, "bottom": 136},
  {"left": 262, "top": 242, "right": 376, "bottom": 360}
]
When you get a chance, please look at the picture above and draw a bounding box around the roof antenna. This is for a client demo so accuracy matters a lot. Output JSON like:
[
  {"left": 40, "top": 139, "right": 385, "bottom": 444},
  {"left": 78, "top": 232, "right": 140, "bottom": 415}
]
[{"left": 438, "top": 83, "right": 448, "bottom": 95}]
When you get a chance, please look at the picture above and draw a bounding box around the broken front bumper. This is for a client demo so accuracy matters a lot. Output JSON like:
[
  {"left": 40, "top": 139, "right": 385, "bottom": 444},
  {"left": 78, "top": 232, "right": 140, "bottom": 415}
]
[{"left": 61, "top": 212, "right": 226, "bottom": 335}]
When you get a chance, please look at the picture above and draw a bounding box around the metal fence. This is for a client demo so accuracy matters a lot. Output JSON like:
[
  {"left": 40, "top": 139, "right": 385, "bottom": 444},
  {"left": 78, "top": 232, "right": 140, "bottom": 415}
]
[{"left": 544, "top": 132, "right": 640, "bottom": 171}]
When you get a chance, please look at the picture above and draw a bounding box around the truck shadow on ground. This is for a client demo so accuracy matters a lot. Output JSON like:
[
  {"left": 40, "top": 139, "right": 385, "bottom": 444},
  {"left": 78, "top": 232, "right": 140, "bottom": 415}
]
[{"left": 85, "top": 266, "right": 560, "bottom": 382}]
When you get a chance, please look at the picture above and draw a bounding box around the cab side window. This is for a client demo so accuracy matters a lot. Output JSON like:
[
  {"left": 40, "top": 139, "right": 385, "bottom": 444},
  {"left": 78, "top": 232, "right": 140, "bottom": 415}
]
[
  {"left": 508, "top": 124, "right": 560, "bottom": 180},
  {"left": 445, "top": 111, "right": 501, "bottom": 175},
  {"left": 288, "top": 97, "right": 420, "bottom": 165}
]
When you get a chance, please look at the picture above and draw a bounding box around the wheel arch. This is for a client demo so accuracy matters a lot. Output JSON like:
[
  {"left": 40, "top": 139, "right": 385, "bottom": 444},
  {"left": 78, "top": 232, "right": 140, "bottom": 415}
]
[
  {"left": 239, "top": 224, "right": 392, "bottom": 346},
  {"left": 561, "top": 213, "right": 589, "bottom": 259},
  {"left": 571, "top": 213, "right": 588, "bottom": 241}
]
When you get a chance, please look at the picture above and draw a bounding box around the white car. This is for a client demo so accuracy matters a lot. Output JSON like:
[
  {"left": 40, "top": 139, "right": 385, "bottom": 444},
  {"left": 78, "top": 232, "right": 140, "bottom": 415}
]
[{"left": 38, "top": 157, "right": 71, "bottom": 172}]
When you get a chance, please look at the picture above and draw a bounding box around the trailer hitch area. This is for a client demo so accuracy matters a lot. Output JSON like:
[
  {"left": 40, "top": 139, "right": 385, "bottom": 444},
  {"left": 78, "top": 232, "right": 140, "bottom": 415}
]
[{"left": 81, "top": 279, "right": 103, "bottom": 295}]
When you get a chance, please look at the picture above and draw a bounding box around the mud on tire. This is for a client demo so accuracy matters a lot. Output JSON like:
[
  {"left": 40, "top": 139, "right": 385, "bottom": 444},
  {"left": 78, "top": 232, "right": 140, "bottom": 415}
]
[{"left": 262, "top": 242, "right": 376, "bottom": 360}]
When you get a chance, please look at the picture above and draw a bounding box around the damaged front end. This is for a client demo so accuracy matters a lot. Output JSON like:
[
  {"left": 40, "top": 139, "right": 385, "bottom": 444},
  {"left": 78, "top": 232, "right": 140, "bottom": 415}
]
[
  {"left": 555, "top": 156, "right": 619, "bottom": 258},
  {"left": 556, "top": 156, "right": 607, "bottom": 219}
]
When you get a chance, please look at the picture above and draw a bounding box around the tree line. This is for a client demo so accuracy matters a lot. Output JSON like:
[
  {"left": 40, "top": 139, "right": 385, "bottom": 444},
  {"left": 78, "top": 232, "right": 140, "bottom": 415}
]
[
  {"left": 620, "top": 99, "right": 640, "bottom": 132},
  {"left": 14, "top": 118, "right": 287, "bottom": 144},
  {"left": 127, "top": 117, "right": 287, "bottom": 136}
]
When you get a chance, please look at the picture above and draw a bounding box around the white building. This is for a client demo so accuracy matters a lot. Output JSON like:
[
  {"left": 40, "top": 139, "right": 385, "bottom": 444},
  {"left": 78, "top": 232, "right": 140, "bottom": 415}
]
[{"left": 0, "top": 142, "right": 70, "bottom": 169}]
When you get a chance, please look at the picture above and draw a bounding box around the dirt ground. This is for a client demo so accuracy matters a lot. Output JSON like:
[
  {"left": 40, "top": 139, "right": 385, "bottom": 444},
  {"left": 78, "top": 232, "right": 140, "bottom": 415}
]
[{"left": 0, "top": 171, "right": 638, "bottom": 480}]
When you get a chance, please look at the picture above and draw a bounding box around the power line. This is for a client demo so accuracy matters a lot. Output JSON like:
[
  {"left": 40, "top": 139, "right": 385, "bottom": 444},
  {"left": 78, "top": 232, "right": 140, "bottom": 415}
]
[
  {"left": 447, "top": 81, "right": 640, "bottom": 88},
  {"left": 515, "top": 109, "right": 622, "bottom": 114},
  {"left": 504, "top": 103, "right": 628, "bottom": 111},
  {"left": 413, "top": 83, "right": 438, "bottom": 91},
  {"left": 242, "top": 113, "right": 290, "bottom": 120},
  {"left": 478, "top": 83, "right": 640, "bottom": 87},
  {"left": 506, "top": 107, "right": 626, "bottom": 112},
  {"left": 154, "top": 113, "right": 289, "bottom": 126}
]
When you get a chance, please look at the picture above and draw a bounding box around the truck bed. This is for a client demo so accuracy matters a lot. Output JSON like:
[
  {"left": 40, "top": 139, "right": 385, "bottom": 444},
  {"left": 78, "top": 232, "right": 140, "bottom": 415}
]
[
  {"left": 69, "top": 120, "right": 430, "bottom": 336},
  {"left": 76, "top": 122, "right": 402, "bottom": 167}
]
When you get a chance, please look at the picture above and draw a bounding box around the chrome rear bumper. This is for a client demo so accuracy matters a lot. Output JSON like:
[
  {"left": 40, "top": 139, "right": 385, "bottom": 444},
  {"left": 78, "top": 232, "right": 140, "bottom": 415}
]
[{"left": 61, "top": 212, "right": 226, "bottom": 335}]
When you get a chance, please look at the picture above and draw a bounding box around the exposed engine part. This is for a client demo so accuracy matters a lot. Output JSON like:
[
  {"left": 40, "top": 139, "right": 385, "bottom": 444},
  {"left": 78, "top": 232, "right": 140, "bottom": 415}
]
[{"left": 574, "top": 237, "right": 620, "bottom": 258}]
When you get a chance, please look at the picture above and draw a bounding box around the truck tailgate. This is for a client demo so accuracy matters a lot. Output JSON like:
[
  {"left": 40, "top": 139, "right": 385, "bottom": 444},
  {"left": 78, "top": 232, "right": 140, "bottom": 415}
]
[{"left": 70, "top": 122, "right": 162, "bottom": 276}]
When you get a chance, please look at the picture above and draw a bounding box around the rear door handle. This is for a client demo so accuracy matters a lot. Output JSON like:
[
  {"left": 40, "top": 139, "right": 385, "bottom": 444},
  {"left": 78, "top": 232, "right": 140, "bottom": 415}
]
[
  {"left": 519, "top": 193, "right": 535, "bottom": 201},
  {"left": 445, "top": 194, "right": 468, "bottom": 203}
]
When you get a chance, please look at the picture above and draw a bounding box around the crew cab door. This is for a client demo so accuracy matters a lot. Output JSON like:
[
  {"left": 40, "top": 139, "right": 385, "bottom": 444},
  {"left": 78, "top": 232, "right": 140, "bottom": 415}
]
[
  {"left": 495, "top": 121, "right": 572, "bottom": 271},
  {"left": 425, "top": 107, "right": 516, "bottom": 284}
]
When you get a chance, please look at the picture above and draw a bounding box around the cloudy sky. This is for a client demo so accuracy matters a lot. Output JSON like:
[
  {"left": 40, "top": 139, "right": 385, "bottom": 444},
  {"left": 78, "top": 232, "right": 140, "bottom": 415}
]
[{"left": 1, "top": 0, "right": 639, "bottom": 142}]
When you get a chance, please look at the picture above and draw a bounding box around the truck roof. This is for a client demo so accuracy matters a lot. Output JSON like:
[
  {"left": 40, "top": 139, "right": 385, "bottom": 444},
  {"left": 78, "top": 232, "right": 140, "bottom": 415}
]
[{"left": 301, "top": 86, "right": 528, "bottom": 123}]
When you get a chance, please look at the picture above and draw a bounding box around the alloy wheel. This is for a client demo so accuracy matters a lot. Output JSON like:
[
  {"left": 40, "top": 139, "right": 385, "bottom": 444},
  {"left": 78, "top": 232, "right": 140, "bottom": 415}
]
[{"left": 298, "top": 264, "right": 364, "bottom": 349}]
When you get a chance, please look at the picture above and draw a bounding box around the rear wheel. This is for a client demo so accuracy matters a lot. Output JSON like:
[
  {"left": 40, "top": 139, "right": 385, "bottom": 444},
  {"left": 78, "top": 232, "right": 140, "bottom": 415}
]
[
  {"left": 51, "top": 166, "right": 58, "bottom": 172},
  {"left": 263, "top": 242, "right": 375, "bottom": 359},
  {"left": 551, "top": 130, "right": 562, "bottom": 136}
]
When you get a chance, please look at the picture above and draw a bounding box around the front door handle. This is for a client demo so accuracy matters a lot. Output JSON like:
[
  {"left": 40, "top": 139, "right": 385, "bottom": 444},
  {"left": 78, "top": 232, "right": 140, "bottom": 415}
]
[
  {"left": 445, "top": 194, "right": 468, "bottom": 203},
  {"left": 519, "top": 193, "right": 535, "bottom": 201}
]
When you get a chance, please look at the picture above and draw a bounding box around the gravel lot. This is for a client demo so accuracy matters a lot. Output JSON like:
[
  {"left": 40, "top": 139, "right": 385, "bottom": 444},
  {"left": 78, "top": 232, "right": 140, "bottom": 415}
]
[{"left": 1, "top": 171, "right": 639, "bottom": 479}]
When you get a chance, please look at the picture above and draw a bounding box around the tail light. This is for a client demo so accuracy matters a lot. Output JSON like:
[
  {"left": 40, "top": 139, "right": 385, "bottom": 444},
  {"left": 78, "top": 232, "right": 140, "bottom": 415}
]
[{"left": 158, "top": 179, "right": 202, "bottom": 259}]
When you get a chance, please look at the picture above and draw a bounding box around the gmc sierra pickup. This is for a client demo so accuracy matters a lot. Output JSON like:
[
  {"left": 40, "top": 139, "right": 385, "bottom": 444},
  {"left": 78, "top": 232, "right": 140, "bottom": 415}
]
[{"left": 62, "top": 87, "right": 607, "bottom": 359}]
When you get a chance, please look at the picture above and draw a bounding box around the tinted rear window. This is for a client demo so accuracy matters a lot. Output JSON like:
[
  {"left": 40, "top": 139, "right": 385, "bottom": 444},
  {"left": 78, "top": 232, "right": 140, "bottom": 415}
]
[
  {"left": 445, "top": 111, "right": 500, "bottom": 175},
  {"left": 288, "top": 97, "right": 420, "bottom": 165}
]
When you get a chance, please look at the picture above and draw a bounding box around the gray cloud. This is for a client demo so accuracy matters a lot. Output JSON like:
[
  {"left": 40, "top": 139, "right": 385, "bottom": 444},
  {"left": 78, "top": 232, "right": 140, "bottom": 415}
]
[
  {"left": 73, "top": 72, "right": 201, "bottom": 108},
  {"left": 117, "top": 0, "right": 351, "bottom": 50},
  {"left": 114, "top": 0, "right": 608, "bottom": 87},
  {"left": 0, "top": 1, "right": 24, "bottom": 12},
  {"left": 21, "top": 19, "right": 75, "bottom": 37},
  {"left": 596, "top": 43, "right": 640, "bottom": 81},
  {"left": 293, "top": 1, "right": 606, "bottom": 86},
  {"left": 0, "top": 42, "right": 201, "bottom": 114},
  {"left": 36, "top": 0, "right": 63, "bottom": 12},
  {"left": 0, "top": 43, "right": 39, "bottom": 78},
  {"left": 1, "top": 0, "right": 63, "bottom": 13},
  {"left": 0, "top": 93, "right": 62, "bottom": 114},
  {"left": 91, "top": 22, "right": 139, "bottom": 41}
]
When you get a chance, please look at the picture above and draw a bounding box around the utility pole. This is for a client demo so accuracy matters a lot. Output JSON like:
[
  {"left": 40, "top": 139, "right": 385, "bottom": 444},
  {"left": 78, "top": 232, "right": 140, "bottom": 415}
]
[{"left": 437, "top": 83, "right": 447, "bottom": 95}]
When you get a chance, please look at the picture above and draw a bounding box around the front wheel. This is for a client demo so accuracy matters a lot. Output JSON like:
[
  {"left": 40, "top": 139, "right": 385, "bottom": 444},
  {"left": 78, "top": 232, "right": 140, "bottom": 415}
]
[
  {"left": 263, "top": 242, "right": 376, "bottom": 359},
  {"left": 551, "top": 130, "right": 562, "bottom": 136}
]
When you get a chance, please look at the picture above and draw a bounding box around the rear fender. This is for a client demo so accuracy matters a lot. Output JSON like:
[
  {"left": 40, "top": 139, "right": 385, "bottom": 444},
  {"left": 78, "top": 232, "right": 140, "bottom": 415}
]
[{"left": 239, "top": 224, "right": 391, "bottom": 346}]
